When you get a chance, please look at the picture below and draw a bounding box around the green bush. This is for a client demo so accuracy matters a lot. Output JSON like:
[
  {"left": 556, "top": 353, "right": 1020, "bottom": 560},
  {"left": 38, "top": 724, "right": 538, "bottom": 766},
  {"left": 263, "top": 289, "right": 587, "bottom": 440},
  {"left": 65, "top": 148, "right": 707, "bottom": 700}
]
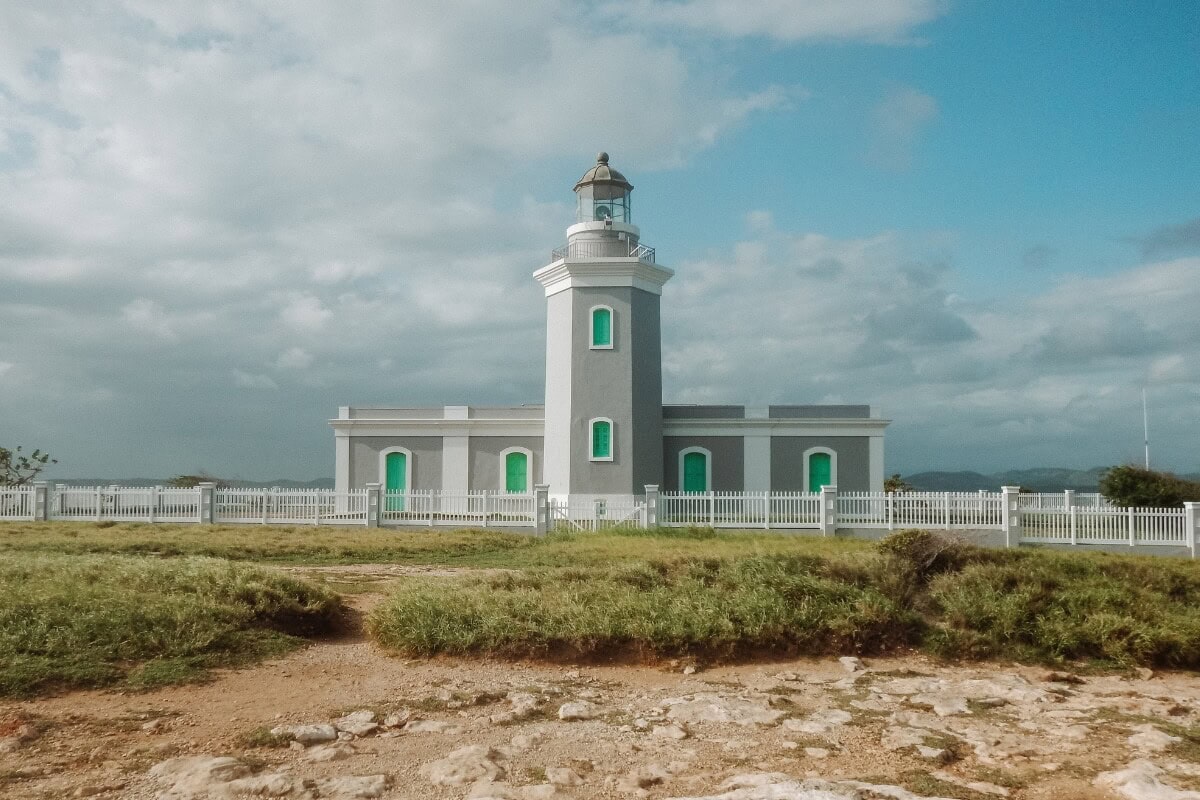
[
  {"left": 0, "top": 553, "right": 342, "bottom": 696},
  {"left": 1100, "top": 465, "right": 1200, "bottom": 508},
  {"left": 368, "top": 555, "right": 915, "bottom": 661}
]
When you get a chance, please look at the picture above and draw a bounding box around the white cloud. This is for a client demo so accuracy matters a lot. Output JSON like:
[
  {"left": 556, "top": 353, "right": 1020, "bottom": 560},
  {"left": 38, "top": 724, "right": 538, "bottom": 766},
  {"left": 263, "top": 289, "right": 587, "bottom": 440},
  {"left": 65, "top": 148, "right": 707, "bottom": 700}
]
[
  {"left": 232, "top": 369, "right": 278, "bottom": 390},
  {"left": 0, "top": 361, "right": 13, "bottom": 378},
  {"left": 120, "top": 298, "right": 176, "bottom": 340},
  {"left": 867, "top": 86, "right": 939, "bottom": 171},
  {"left": 275, "top": 347, "right": 313, "bottom": 371},
  {"left": 617, "top": 0, "right": 946, "bottom": 43},
  {"left": 278, "top": 295, "right": 332, "bottom": 333}
]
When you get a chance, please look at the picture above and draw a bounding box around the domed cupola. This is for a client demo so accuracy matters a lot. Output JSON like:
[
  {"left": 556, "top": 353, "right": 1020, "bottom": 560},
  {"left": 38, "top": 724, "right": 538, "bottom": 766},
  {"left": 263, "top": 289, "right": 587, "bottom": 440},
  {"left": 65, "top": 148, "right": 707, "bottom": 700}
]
[{"left": 573, "top": 152, "right": 633, "bottom": 223}]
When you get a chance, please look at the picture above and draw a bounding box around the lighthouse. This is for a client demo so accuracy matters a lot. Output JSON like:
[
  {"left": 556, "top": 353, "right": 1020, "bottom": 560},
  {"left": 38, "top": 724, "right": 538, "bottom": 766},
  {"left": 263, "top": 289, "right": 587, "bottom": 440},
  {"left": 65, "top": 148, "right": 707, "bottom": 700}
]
[{"left": 533, "top": 153, "right": 675, "bottom": 500}]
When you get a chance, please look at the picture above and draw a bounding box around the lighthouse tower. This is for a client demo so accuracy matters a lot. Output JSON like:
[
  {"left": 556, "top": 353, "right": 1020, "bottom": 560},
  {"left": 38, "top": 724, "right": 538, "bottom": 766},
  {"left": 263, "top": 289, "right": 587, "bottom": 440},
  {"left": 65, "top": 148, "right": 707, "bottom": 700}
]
[{"left": 533, "top": 153, "right": 674, "bottom": 499}]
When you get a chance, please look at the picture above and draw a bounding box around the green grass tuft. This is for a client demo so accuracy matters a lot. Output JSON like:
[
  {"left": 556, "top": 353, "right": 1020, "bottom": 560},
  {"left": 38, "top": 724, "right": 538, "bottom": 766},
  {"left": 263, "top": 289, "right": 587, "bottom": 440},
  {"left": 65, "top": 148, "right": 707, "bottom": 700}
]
[{"left": 0, "top": 552, "right": 341, "bottom": 696}]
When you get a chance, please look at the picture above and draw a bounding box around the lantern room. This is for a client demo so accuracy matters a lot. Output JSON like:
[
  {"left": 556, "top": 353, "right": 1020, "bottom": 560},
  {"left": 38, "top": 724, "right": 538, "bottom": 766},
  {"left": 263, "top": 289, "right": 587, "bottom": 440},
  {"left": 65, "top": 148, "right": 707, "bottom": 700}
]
[{"left": 573, "top": 151, "right": 633, "bottom": 223}]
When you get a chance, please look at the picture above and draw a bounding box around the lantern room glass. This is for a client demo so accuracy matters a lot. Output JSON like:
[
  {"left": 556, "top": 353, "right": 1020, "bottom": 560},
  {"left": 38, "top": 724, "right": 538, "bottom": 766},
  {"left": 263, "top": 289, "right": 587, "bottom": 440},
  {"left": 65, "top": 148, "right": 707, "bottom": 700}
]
[{"left": 576, "top": 184, "right": 631, "bottom": 223}]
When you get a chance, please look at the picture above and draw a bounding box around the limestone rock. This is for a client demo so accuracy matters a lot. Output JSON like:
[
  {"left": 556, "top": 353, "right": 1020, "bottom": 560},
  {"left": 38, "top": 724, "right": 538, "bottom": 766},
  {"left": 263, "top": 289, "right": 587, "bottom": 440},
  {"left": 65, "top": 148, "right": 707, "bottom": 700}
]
[
  {"left": 269, "top": 723, "right": 338, "bottom": 745},
  {"left": 1128, "top": 725, "right": 1183, "bottom": 753},
  {"left": 910, "top": 693, "right": 970, "bottom": 717},
  {"left": 315, "top": 774, "right": 390, "bottom": 798},
  {"left": 782, "top": 709, "right": 852, "bottom": 736},
  {"left": 304, "top": 742, "right": 356, "bottom": 762},
  {"left": 654, "top": 724, "right": 689, "bottom": 740},
  {"left": 664, "top": 694, "right": 786, "bottom": 727},
  {"left": 424, "top": 745, "right": 506, "bottom": 786},
  {"left": 838, "top": 657, "right": 864, "bottom": 673},
  {"left": 334, "top": 711, "right": 379, "bottom": 737},
  {"left": 558, "top": 701, "right": 600, "bottom": 721},
  {"left": 618, "top": 764, "right": 671, "bottom": 795},
  {"left": 148, "top": 756, "right": 253, "bottom": 795},
  {"left": 546, "top": 767, "right": 582, "bottom": 787},
  {"left": 803, "top": 747, "right": 829, "bottom": 759},
  {"left": 1095, "top": 759, "right": 1200, "bottom": 800},
  {"left": 382, "top": 710, "right": 411, "bottom": 729},
  {"left": 406, "top": 719, "right": 463, "bottom": 734}
]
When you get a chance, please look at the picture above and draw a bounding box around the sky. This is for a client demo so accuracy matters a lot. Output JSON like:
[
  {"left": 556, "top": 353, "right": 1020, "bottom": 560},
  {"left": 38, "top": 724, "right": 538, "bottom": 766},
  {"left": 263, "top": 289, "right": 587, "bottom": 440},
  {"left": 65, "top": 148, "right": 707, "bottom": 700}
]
[{"left": 1, "top": 1, "right": 1198, "bottom": 481}]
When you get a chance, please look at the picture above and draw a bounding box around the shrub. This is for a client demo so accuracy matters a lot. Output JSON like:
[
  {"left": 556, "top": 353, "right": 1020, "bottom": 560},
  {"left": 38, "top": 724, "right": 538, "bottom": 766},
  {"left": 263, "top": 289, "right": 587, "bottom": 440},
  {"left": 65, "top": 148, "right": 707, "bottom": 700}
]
[
  {"left": 0, "top": 553, "right": 341, "bottom": 696},
  {"left": 1100, "top": 465, "right": 1200, "bottom": 508}
]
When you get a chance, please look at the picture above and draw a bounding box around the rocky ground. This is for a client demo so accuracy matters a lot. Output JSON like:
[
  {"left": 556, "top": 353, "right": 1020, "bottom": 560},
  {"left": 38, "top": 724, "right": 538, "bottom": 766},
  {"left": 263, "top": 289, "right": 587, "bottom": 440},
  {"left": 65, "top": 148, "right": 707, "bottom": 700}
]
[{"left": 2, "top": 568, "right": 1200, "bottom": 800}]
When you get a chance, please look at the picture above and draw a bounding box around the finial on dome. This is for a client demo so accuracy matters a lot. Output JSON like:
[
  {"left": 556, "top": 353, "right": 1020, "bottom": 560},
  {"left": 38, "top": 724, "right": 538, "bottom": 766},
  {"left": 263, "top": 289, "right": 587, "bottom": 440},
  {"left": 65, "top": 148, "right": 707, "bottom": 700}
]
[{"left": 596, "top": 151, "right": 609, "bottom": 164}]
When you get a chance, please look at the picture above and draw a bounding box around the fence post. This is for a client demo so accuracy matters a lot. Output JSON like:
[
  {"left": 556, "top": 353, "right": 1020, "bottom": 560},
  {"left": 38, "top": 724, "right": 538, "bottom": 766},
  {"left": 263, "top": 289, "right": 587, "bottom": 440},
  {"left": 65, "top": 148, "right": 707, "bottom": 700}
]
[
  {"left": 643, "top": 485, "right": 659, "bottom": 528},
  {"left": 942, "top": 491, "right": 951, "bottom": 529},
  {"left": 1128, "top": 506, "right": 1136, "bottom": 547},
  {"left": 887, "top": 492, "right": 895, "bottom": 531},
  {"left": 763, "top": 491, "right": 770, "bottom": 530},
  {"left": 708, "top": 492, "right": 715, "bottom": 527},
  {"left": 820, "top": 485, "right": 838, "bottom": 536},
  {"left": 1065, "top": 489, "right": 1076, "bottom": 545},
  {"left": 534, "top": 485, "right": 549, "bottom": 536},
  {"left": 197, "top": 482, "right": 215, "bottom": 524},
  {"left": 149, "top": 485, "right": 159, "bottom": 523},
  {"left": 33, "top": 481, "right": 49, "bottom": 521},
  {"left": 1184, "top": 503, "right": 1198, "bottom": 559},
  {"left": 364, "top": 483, "right": 381, "bottom": 528},
  {"left": 1000, "top": 486, "right": 1020, "bottom": 548}
]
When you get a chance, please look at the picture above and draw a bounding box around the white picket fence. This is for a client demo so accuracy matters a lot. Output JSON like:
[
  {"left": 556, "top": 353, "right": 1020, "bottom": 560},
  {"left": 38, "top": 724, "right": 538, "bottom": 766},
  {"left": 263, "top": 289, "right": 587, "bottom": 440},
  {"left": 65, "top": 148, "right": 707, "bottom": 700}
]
[
  {"left": 659, "top": 492, "right": 821, "bottom": 528},
  {"left": 550, "top": 496, "right": 647, "bottom": 531},
  {"left": 380, "top": 490, "right": 536, "bottom": 528},
  {"left": 1, "top": 484, "right": 1196, "bottom": 555},
  {"left": 0, "top": 486, "right": 36, "bottom": 520}
]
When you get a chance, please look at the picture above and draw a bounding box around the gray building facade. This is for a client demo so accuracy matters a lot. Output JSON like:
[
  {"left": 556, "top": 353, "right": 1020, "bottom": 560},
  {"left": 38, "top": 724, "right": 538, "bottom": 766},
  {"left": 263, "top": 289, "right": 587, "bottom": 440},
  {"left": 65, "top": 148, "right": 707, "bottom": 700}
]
[{"left": 332, "top": 154, "right": 888, "bottom": 500}]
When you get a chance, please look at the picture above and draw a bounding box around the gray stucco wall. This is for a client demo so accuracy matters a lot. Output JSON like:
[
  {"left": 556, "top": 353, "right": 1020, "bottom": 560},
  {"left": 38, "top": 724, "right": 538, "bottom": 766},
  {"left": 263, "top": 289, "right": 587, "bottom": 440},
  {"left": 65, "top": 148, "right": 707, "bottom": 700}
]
[
  {"left": 469, "top": 437, "right": 544, "bottom": 491},
  {"left": 662, "top": 405, "right": 745, "bottom": 419},
  {"left": 350, "top": 437, "right": 443, "bottom": 490},
  {"left": 769, "top": 405, "right": 870, "bottom": 419},
  {"left": 770, "top": 436, "right": 870, "bottom": 492},
  {"left": 567, "top": 286, "right": 662, "bottom": 495},
  {"left": 662, "top": 437, "right": 744, "bottom": 492}
]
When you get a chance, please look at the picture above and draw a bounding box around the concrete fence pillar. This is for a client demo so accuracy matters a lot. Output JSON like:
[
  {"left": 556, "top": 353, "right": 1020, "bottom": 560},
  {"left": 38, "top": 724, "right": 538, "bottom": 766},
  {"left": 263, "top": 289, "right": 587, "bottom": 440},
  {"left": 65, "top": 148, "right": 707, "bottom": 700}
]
[
  {"left": 197, "top": 482, "right": 216, "bottom": 524},
  {"left": 1001, "top": 486, "right": 1021, "bottom": 548},
  {"left": 365, "top": 483, "right": 381, "bottom": 528},
  {"left": 33, "top": 481, "right": 49, "bottom": 521},
  {"left": 819, "top": 485, "right": 838, "bottom": 536},
  {"left": 1064, "top": 489, "right": 1077, "bottom": 544},
  {"left": 644, "top": 485, "right": 659, "bottom": 528},
  {"left": 1184, "top": 502, "right": 1199, "bottom": 559},
  {"left": 534, "top": 484, "right": 550, "bottom": 536}
]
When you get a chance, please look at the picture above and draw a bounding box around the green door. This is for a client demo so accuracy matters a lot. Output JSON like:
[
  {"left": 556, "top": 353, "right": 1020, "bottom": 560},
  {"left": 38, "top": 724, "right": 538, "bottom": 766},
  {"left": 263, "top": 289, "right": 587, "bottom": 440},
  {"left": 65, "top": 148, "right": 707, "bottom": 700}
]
[
  {"left": 505, "top": 452, "right": 528, "bottom": 493},
  {"left": 808, "top": 452, "right": 831, "bottom": 492},
  {"left": 683, "top": 451, "right": 707, "bottom": 493},
  {"left": 385, "top": 451, "right": 406, "bottom": 511}
]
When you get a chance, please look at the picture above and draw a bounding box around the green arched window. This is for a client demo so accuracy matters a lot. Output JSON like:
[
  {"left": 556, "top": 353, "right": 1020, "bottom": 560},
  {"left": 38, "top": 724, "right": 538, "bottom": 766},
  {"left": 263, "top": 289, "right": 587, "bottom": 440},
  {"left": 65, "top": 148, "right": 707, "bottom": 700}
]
[
  {"left": 384, "top": 450, "right": 408, "bottom": 511},
  {"left": 504, "top": 451, "right": 528, "bottom": 493},
  {"left": 591, "top": 306, "right": 612, "bottom": 348},
  {"left": 590, "top": 418, "right": 612, "bottom": 460},
  {"left": 682, "top": 450, "right": 708, "bottom": 493},
  {"left": 808, "top": 451, "right": 832, "bottom": 492}
]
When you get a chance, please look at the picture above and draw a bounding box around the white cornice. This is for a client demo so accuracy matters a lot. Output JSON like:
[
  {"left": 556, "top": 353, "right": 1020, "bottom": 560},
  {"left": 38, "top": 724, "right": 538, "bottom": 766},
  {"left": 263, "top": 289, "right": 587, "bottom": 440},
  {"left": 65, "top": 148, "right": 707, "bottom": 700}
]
[
  {"left": 663, "top": 418, "right": 890, "bottom": 438},
  {"left": 330, "top": 418, "right": 545, "bottom": 438},
  {"left": 533, "top": 259, "right": 675, "bottom": 297}
]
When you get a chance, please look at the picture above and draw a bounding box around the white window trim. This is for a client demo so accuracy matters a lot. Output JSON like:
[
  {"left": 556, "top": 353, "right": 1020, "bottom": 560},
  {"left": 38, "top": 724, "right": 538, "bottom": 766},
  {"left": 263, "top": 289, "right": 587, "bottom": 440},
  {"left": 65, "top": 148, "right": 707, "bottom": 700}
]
[
  {"left": 499, "top": 446, "right": 534, "bottom": 493},
  {"left": 378, "top": 446, "right": 413, "bottom": 494},
  {"left": 589, "top": 304, "right": 614, "bottom": 350},
  {"left": 588, "top": 417, "right": 614, "bottom": 461},
  {"left": 678, "top": 446, "right": 713, "bottom": 493},
  {"left": 802, "top": 446, "right": 837, "bottom": 492}
]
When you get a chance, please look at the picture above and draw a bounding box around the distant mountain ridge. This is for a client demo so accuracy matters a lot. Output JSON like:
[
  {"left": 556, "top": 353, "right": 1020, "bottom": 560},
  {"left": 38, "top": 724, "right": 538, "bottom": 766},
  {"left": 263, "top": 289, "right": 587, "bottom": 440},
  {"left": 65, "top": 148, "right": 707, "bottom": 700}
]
[
  {"left": 47, "top": 477, "right": 336, "bottom": 489},
  {"left": 905, "top": 467, "right": 1200, "bottom": 493}
]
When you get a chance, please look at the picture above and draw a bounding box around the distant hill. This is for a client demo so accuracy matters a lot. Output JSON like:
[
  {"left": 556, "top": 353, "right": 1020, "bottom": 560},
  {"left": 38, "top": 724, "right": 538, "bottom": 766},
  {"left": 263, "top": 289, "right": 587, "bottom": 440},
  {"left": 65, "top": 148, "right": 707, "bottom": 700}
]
[
  {"left": 905, "top": 467, "right": 1200, "bottom": 493},
  {"left": 48, "top": 477, "right": 336, "bottom": 489}
]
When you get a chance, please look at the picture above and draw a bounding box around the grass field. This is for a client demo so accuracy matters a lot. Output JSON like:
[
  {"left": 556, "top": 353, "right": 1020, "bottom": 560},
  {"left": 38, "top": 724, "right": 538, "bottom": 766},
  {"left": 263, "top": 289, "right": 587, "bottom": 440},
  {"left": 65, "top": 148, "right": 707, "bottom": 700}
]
[
  {"left": 5, "top": 521, "right": 1200, "bottom": 696},
  {"left": 0, "top": 520, "right": 873, "bottom": 566},
  {"left": 0, "top": 551, "right": 341, "bottom": 696}
]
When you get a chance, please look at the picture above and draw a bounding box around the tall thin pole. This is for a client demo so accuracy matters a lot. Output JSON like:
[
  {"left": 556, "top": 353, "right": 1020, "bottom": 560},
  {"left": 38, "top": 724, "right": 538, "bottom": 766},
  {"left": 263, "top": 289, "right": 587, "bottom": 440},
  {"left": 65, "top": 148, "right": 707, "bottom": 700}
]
[{"left": 1143, "top": 388, "right": 1150, "bottom": 469}]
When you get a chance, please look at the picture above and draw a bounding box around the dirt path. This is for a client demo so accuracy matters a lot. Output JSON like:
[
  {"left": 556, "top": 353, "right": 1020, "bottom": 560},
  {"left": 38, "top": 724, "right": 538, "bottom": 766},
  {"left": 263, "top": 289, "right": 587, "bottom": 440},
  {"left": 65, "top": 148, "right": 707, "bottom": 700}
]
[{"left": 3, "top": 568, "right": 1200, "bottom": 799}]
